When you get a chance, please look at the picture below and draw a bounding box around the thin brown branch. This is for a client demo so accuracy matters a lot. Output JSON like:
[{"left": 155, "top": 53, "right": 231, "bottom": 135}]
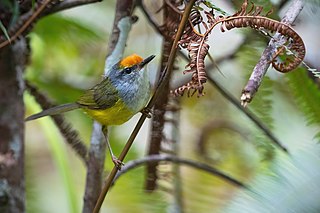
[
  {"left": 174, "top": 37, "right": 288, "bottom": 153},
  {"left": 25, "top": 82, "right": 88, "bottom": 163},
  {"left": 91, "top": 0, "right": 137, "bottom": 212},
  {"left": 42, "top": 0, "right": 102, "bottom": 16},
  {"left": 0, "top": 0, "right": 101, "bottom": 49},
  {"left": 85, "top": 0, "right": 137, "bottom": 211},
  {"left": 93, "top": 1, "right": 197, "bottom": 212},
  {"left": 114, "top": 155, "right": 248, "bottom": 188},
  {"left": 175, "top": 37, "right": 286, "bottom": 154},
  {"left": 206, "top": 75, "right": 288, "bottom": 153},
  {"left": 0, "top": 0, "right": 52, "bottom": 49},
  {"left": 240, "top": 0, "right": 305, "bottom": 106}
]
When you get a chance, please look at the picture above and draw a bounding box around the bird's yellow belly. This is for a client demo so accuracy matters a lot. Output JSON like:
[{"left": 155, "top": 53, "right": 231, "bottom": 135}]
[{"left": 83, "top": 100, "right": 135, "bottom": 126}]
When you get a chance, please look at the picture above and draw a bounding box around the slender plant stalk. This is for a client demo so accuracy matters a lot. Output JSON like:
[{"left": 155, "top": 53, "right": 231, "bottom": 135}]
[
  {"left": 93, "top": 1, "right": 197, "bottom": 212},
  {"left": 85, "top": 1, "right": 136, "bottom": 212},
  {"left": 0, "top": 0, "right": 52, "bottom": 49},
  {"left": 207, "top": 75, "right": 288, "bottom": 153},
  {"left": 43, "top": 0, "right": 102, "bottom": 15},
  {"left": 241, "top": 0, "right": 305, "bottom": 106}
]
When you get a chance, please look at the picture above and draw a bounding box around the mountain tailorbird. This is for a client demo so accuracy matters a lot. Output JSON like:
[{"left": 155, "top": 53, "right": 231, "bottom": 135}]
[{"left": 26, "top": 54, "right": 155, "bottom": 168}]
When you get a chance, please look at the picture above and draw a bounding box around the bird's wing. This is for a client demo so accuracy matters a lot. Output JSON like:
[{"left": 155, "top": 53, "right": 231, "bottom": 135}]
[{"left": 77, "top": 78, "right": 119, "bottom": 110}]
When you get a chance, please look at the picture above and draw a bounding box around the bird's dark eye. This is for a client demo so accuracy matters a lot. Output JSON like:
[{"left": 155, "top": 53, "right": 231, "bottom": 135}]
[{"left": 124, "top": 67, "right": 132, "bottom": 74}]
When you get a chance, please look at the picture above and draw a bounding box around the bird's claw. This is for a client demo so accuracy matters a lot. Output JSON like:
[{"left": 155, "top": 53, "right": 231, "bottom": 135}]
[
  {"left": 112, "top": 155, "right": 124, "bottom": 170},
  {"left": 141, "top": 108, "right": 152, "bottom": 118}
]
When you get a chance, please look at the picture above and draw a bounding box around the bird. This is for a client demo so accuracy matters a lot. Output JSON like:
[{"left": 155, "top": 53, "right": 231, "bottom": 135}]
[{"left": 26, "top": 54, "right": 155, "bottom": 168}]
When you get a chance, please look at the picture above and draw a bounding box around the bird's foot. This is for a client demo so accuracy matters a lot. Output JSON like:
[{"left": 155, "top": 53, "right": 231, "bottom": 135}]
[
  {"left": 112, "top": 155, "right": 124, "bottom": 170},
  {"left": 141, "top": 107, "right": 152, "bottom": 118}
]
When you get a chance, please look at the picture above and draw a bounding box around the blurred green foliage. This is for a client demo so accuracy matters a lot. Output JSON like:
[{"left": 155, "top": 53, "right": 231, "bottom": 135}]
[
  {"left": 24, "top": 0, "right": 320, "bottom": 212},
  {"left": 26, "top": 15, "right": 106, "bottom": 102}
]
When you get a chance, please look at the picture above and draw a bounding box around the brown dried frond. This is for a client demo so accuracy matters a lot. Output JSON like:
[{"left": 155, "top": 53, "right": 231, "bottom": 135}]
[
  {"left": 171, "top": 5, "right": 216, "bottom": 97},
  {"left": 171, "top": 0, "right": 305, "bottom": 97},
  {"left": 171, "top": 71, "right": 205, "bottom": 97},
  {"left": 220, "top": 0, "right": 305, "bottom": 72}
]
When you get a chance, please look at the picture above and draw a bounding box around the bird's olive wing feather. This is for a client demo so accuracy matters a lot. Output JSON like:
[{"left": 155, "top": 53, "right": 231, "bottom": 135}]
[{"left": 77, "top": 78, "right": 119, "bottom": 110}]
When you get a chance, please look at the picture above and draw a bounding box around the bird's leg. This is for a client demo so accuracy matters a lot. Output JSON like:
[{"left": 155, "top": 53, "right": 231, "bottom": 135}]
[{"left": 101, "top": 125, "right": 124, "bottom": 170}]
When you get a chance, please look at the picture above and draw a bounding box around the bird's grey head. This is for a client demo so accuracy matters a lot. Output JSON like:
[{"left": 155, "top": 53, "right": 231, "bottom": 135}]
[{"left": 108, "top": 55, "right": 155, "bottom": 88}]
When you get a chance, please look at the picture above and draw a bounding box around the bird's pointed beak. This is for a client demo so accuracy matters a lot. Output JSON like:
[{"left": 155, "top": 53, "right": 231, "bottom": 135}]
[{"left": 139, "top": 55, "right": 155, "bottom": 69}]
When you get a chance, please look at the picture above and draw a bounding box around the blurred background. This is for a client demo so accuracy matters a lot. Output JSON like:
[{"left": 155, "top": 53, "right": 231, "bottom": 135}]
[{"left": 24, "top": 0, "right": 320, "bottom": 212}]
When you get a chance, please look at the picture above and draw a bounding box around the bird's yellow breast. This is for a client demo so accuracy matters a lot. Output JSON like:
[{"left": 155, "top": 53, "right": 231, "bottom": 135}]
[{"left": 82, "top": 99, "right": 135, "bottom": 126}]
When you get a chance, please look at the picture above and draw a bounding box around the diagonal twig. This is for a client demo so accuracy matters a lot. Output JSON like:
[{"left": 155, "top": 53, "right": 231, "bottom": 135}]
[
  {"left": 93, "top": 1, "right": 197, "bottom": 212},
  {"left": 207, "top": 75, "right": 288, "bottom": 153},
  {"left": 240, "top": 0, "right": 305, "bottom": 106},
  {"left": 0, "top": 0, "right": 101, "bottom": 49},
  {"left": 140, "top": 0, "right": 289, "bottom": 154},
  {"left": 0, "top": 0, "right": 53, "bottom": 49},
  {"left": 86, "top": 1, "right": 137, "bottom": 213},
  {"left": 42, "top": 0, "right": 102, "bottom": 15}
]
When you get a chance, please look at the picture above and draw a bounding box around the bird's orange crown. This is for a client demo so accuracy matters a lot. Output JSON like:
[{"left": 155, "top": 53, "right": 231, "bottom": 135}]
[{"left": 120, "top": 54, "right": 143, "bottom": 68}]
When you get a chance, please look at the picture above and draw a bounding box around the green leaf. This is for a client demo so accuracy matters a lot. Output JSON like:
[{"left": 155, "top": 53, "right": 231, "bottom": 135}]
[
  {"left": 203, "top": 0, "right": 228, "bottom": 15},
  {"left": 0, "top": 20, "right": 10, "bottom": 42},
  {"left": 287, "top": 67, "right": 320, "bottom": 138}
]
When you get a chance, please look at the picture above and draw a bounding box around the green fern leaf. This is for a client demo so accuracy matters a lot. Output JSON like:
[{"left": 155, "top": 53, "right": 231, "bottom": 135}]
[
  {"left": 225, "top": 144, "right": 320, "bottom": 212},
  {"left": 287, "top": 68, "right": 320, "bottom": 137},
  {"left": 0, "top": 20, "right": 10, "bottom": 42}
]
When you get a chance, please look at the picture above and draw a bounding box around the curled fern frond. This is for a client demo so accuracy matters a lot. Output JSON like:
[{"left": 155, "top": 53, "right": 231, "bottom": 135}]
[
  {"left": 171, "top": 71, "right": 204, "bottom": 97},
  {"left": 171, "top": 0, "right": 305, "bottom": 97},
  {"left": 219, "top": 0, "right": 305, "bottom": 73},
  {"left": 171, "top": 6, "right": 213, "bottom": 96}
]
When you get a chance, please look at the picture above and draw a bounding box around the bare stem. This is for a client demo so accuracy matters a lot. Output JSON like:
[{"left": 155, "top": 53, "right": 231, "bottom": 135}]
[
  {"left": 91, "top": 0, "right": 137, "bottom": 212},
  {"left": 0, "top": 0, "right": 52, "bottom": 49},
  {"left": 93, "top": 0, "right": 197, "bottom": 212},
  {"left": 240, "top": 0, "right": 305, "bottom": 106},
  {"left": 42, "top": 0, "right": 102, "bottom": 16},
  {"left": 82, "top": 122, "right": 106, "bottom": 213},
  {"left": 207, "top": 75, "right": 288, "bottom": 153},
  {"left": 85, "top": 1, "right": 136, "bottom": 212},
  {"left": 0, "top": 0, "right": 101, "bottom": 49}
]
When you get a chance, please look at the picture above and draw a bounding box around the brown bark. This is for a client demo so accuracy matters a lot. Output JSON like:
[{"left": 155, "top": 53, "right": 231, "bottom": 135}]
[{"left": 0, "top": 39, "right": 27, "bottom": 213}]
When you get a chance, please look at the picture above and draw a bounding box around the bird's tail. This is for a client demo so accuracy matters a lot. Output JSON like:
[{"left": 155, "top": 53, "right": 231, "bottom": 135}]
[{"left": 25, "top": 103, "right": 80, "bottom": 121}]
